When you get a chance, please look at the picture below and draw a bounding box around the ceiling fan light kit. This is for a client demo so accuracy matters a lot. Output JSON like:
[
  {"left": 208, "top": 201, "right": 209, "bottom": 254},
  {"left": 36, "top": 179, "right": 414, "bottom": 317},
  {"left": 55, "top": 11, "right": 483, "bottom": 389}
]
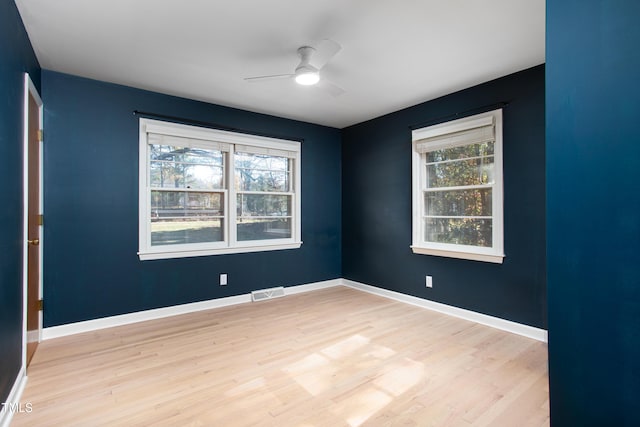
[
  {"left": 294, "top": 66, "right": 320, "bottom": 85},
  {"left": 294, "top": 46, "right": 319, "bottom": 85},
  {"left": 245, "top": 40, "right": 344, "bottom": 94}
]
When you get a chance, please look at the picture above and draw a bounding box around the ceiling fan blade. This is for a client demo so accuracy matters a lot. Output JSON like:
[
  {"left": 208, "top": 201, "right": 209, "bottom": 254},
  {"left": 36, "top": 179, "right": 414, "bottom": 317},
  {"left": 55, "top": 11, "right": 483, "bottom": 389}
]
[
  {"left": 309, "top": 39, "right": 342, "bottom": 70},
  {"left": 318, "top": 79, "right": 345, "bottom": 97},
  {"left": 244, "top": 74, "right": 293, "bottom": 83}
]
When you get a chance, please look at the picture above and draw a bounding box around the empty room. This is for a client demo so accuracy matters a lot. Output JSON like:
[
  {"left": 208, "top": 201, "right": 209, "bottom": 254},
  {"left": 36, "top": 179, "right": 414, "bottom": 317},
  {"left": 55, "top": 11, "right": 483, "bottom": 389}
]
[{"left": 1, "top": 1, "right": 638, "bottom": 426}]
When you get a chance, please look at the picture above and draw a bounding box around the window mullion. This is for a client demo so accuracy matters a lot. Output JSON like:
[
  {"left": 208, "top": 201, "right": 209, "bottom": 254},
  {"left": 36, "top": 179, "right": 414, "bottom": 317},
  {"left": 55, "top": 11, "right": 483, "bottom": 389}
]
[
  {"left": 423, "top": 183, "right": 493, "bottom": 192},
  {"left": 149, "top": 187, "right": 225, "bottom": 193},
  {"left": 425, "top": 153, "right": 494, "bottom": 166},
  {"left": 227, "top": 148, "right": 237, "bottom": 247},
  {"left": 236, "top": 190, "right": 294, "bottom": 196},
  {"left": 424, "top": 215, "right": 493, "bottom": 219},
  {"left": 420, "top": 152, "right": 428, "bottom": 245},
  {"left": 292, "top": 158, "right": 299, "bottom": 241},
  {"left": 146, "top": 142, "right": 153, "bottom": 248}
]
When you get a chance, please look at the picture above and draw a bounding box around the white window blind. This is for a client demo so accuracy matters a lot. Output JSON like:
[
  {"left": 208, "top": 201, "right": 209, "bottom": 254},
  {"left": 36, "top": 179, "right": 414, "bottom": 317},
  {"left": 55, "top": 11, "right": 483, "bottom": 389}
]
[
  {"left": 147, "top": 133, "right": 231, "bottom": 152},
  {"left": 234, "top": 144, "right": 297, "bottom": 159},
  {"left": 414, "top": 116, "right": 495, "bottom": 153}
]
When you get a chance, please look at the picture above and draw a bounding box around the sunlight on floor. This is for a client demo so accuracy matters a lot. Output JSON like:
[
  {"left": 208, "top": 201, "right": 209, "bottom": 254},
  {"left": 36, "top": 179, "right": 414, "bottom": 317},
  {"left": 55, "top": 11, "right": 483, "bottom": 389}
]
[
  {"left": 341, "top": 387, "right": 393, "bottom": 427},
  {"left": 282, "top": 352, "right": 334, "bottom": 395},
  {"left": 374, "top": 358, "right": 425, "bottom": 397},
  {"left": 284, "top": 334, "right": 424, "bottom": 426},
  {"left": 221, "top": 333, "right": 424, "bottom": 425},
  {"left": 225, "top": 377, "right": 266, "bottom": 397},
  {"left": 321, "top": 334, "right": 370, "bottom": 359}
]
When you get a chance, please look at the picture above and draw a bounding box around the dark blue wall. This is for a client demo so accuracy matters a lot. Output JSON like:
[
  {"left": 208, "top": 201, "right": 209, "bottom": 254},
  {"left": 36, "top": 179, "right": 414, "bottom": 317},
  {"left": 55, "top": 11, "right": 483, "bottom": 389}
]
[
  {"left": 342, "top": 65, "right": 546, "bottom": 328},
  {"left": 41, "top": 70, "right": 341, "bottom": 327},
  {"left": 0, "top": 0, "right": 41, "bottom": 404},
  {"left": 547, "top": 1, "right": 640, "bottom": 425}
]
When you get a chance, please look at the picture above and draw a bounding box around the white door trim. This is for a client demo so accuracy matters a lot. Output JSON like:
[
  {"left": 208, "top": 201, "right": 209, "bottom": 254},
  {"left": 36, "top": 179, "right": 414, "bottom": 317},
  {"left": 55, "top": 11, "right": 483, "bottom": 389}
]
[{"left": 22, "top": 73, "right": 43, "bottom": 369}]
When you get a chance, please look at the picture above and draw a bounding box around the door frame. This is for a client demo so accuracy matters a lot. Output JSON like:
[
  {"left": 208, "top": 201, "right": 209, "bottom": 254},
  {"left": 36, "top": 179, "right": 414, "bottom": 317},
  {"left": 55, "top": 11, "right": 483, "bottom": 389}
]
[{"left": 22, "top": 73, "right": 43, "bottom": 367}]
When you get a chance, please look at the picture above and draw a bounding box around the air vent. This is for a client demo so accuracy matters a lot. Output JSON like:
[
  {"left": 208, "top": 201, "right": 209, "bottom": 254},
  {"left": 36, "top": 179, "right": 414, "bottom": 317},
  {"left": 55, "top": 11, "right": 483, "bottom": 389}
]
[{"left": 251, "top": 286, "right": 285, "bottom": 302}]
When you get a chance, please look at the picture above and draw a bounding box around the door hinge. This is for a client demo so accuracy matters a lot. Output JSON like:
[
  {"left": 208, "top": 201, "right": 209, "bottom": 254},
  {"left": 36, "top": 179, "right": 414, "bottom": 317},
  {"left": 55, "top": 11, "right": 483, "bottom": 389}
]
[
  {"left": 37, "top": 214, "right": 44, "bottom": 226},
  {"left": 37, "top": 299, "right": 43, "bottom": 311},
  {"left": 37, "top": 129, "right": 43, "bottom": 142}
]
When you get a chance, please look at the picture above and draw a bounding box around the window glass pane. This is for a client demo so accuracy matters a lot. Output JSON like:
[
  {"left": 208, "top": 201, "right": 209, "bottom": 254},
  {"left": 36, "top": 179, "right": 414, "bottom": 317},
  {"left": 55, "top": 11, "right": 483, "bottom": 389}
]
[
  {"left": 151, "top": 162, "right": 224, "bottom": 189},
  {"left": 237, "top": 218, "right": 291, "bottom": 241},
  {"left": 151, "top": 218, "right": 223, "bottom": 245},
  {"left": 183, "top": 164, "right": 224, "bottom": 189},
  {"left": 235, "top": 153, "right": 290, "bottom": 192},
  {"left": 236, "top": 170, "right": 289, "bottom": 192},
  {"left": 150, "top": 161, "right": 185, "bottom": 188},
  {"left": 151, "top": 191, "right": 224, "bottom": 217},
  {"left": 182, "top": 148, "right": 223, "bottom": 165},
  {"left": 425, "top": 188, "right": 492, "bottom": 217},
  {"left": 426, "top": 156, "right": 494, "bottom": 188},
  {"left": 235, "top": 152, "right": 288, "bottom": 171},
  {"left": 424, "top": 218, "right": 492, "bottom": 247},
  {"left": 150, "top": 144, "right": 183, "bottom": 162},
  {"left": 426, "top": 142, "right": 494, "bottom": 163},
  {"left": 237, "top": 194, "right": 291, "bottom": 217},
  {"left": 150, "top": 145, "right": 222, "bottom": 165},
  {"left": 150, "top": 145, "right": 224, "bottom": 190}
]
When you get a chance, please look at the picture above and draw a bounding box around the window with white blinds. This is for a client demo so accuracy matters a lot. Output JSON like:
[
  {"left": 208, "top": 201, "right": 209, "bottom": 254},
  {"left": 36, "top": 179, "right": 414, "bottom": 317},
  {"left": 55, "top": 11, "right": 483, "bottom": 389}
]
[
  {"left": 411, "top": 109, "right": 504, "bottom": 263},
  {"left": 138, "top": 118, "right": 301, "bottom": 260}
]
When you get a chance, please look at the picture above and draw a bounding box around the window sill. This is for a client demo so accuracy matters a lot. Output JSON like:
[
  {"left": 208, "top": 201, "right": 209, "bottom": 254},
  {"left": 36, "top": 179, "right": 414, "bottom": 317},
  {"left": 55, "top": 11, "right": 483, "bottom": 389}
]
[
  {"left": 410, "top": 246, "right": 504, "bottom": 264},
  {"left": 139, "top": 241, "right": 303, "bottom": 261}
]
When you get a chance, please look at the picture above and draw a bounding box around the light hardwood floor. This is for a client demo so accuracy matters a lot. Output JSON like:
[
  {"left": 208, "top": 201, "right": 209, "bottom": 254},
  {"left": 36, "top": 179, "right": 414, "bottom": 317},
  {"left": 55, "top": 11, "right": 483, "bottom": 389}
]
[{"left": 13, "top": 286, "right": 549, "bottom": 426}]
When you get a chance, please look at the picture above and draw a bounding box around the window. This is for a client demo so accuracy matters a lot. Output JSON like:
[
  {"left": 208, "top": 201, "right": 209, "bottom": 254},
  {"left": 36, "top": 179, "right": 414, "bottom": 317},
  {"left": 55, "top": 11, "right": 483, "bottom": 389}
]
[
  {"left": 138, "top": 118, "right": 301, "bottom": 260},
  {"left": 411, "top": 109, "right": 504, "bottom": 263}
]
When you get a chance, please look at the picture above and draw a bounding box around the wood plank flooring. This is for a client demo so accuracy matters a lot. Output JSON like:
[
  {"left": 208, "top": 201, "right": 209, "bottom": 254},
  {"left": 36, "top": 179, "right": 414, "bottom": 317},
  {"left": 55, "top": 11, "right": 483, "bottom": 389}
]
[{"left": 13, "top": 286, "right": 549, "bottom": 426}]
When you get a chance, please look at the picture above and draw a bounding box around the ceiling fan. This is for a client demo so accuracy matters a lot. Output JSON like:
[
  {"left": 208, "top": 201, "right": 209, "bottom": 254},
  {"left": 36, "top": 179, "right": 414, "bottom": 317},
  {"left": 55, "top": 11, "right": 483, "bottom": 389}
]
[{"left": 244, "top": 39, "right": 345, "bottom": 96}]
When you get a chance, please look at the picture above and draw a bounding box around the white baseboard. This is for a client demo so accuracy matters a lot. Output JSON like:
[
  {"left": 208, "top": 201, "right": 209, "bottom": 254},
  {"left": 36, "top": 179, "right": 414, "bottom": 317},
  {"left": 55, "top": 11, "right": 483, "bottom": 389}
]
[
  {"left": 42, "top": 279, "right": 342, "bottom": 340},
  {"left": 42, "top": 277, "right": 546, "bottom": 343},
  {"left": 0, "top": 366, "right": 27, "bottom": 427},
  {"left": 341, "top": 279, "right": 548, "bottom": 342},
  {"left": 284, "top": 278, "right": 342, "bottom": 295}
]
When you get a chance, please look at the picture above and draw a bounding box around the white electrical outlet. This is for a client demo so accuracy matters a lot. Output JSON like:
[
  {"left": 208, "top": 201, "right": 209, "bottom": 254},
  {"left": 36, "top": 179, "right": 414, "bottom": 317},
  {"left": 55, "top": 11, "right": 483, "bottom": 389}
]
[
  {"left": 220, "top": 274, "right": 228, "bottom": 286},
  {"left": 426, "top": 275, "right": 433, "bottom": 288}
]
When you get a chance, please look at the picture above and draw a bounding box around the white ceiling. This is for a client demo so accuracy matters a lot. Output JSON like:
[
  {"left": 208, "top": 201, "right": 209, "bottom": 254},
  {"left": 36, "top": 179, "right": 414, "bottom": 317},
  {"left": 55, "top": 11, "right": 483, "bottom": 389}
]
[{"left": 15, "top": 0, "right": 544, "bottom": 129}]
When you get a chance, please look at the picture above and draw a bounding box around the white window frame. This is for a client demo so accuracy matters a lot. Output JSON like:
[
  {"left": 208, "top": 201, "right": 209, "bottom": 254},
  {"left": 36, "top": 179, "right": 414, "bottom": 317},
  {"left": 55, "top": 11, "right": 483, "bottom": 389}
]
[
  {"left": 410, "top": 109, "right": 504, "bottom": 264},
  {"left": 138, "top": 118, "right": 302, "bottom": 260}
]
